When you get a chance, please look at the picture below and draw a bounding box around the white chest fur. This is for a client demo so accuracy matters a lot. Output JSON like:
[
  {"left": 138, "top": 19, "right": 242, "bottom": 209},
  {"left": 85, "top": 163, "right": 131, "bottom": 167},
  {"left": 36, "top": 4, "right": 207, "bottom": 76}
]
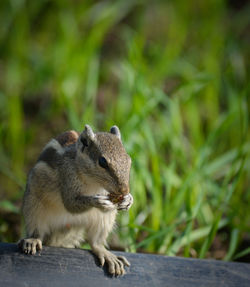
[{"left": 36, "top": 183, "right": 116, "bottom": 247}]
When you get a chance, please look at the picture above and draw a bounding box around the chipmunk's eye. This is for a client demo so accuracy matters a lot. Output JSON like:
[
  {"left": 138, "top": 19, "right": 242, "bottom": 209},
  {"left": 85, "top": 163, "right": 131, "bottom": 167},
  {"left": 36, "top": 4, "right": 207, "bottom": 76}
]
[{"left": 99, "top": 156, "right": 108, "bottom": 169}]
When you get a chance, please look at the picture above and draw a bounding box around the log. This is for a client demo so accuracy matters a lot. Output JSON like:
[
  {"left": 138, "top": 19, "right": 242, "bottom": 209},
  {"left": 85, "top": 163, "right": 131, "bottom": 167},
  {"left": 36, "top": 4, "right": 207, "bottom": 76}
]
[{"left": 0, "top": 242, "right": 249, "bottom": 287}]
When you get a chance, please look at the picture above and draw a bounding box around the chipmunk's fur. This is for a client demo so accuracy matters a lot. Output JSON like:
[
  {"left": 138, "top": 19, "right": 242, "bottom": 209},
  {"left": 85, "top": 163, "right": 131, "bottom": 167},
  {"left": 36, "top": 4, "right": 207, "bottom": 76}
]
[{"left": 19, "top": 125, "right": 133, "bottom": 276}]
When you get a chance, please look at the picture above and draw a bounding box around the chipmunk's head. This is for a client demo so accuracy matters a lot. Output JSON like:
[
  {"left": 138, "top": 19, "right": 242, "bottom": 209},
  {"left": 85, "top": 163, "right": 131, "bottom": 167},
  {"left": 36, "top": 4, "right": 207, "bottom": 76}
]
[{"left": 76, "top": 125, "right": 131, "bottom": 196}]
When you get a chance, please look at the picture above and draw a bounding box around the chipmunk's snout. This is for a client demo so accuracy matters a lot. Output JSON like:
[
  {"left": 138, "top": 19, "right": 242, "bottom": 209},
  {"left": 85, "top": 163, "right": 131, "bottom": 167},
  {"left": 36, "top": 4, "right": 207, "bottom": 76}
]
[{"left": 119, "top": 185, "right": 130, "bottom": 195}]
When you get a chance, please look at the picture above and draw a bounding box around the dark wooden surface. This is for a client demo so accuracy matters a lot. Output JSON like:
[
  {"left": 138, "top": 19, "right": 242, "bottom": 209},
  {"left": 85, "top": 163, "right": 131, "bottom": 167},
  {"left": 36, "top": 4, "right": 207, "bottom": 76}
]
[{"left": 0, "top": 243, "right": 249, "bottom": 287}]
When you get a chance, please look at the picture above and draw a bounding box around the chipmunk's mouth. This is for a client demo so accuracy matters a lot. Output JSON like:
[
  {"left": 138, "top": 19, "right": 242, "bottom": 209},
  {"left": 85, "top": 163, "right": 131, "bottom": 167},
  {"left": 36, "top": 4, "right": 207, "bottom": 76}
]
[
  {"left": 106, "top": 188, "right": 119, "bottom": 197},
  {"left": 109, "top": 188, "right": 129, "bottom": 196}
]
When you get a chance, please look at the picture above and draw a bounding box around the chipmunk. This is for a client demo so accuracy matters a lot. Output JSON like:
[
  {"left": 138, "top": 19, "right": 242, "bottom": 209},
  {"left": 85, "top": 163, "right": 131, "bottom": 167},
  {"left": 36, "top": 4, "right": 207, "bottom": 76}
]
[{"left": 18, "top": 125, "right": 133, "bottom": 276}]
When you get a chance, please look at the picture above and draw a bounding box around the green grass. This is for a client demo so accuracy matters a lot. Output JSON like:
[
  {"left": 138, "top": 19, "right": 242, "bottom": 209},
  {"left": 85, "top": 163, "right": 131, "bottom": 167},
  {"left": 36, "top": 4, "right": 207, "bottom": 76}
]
[{"left": 0, "top": 0, "right": 249, "bottom": 261}]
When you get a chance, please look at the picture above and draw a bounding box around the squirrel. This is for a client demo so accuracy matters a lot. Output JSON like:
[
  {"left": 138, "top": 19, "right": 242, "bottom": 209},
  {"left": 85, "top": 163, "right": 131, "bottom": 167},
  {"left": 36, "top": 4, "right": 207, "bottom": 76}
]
[{"left": 18, "top": 124, "right": 133, "bottom": 276}]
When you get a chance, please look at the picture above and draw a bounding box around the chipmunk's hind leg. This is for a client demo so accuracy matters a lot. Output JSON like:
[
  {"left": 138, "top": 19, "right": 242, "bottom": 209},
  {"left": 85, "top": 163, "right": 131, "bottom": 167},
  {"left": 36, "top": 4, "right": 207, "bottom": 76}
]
[
  {"left": 91, "top": 244, "right": 130, "bottom": 276},
  {"left": 18, "top": 238, "right": 42, "bottom": 255}
]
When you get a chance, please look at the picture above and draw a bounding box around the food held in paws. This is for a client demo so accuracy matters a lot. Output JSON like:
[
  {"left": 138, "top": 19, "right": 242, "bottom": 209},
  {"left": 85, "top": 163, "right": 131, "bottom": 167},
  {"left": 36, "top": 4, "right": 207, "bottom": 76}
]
[{"left": 109, "top": 194, "right": 124, "bottom": 203}]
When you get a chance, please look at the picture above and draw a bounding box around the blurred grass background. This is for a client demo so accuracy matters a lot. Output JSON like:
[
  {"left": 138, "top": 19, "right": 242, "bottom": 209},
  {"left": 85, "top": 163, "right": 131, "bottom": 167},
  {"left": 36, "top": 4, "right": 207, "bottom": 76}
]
[{"left": 0, "top": 0, "right": 249, "bottom": 262}]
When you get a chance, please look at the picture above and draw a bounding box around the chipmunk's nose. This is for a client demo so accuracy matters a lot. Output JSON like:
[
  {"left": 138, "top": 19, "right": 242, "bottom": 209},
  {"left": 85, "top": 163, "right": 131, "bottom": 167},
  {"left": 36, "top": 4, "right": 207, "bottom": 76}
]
[{"left": 119, "top": 185, "right": 130, "bottom": 195}]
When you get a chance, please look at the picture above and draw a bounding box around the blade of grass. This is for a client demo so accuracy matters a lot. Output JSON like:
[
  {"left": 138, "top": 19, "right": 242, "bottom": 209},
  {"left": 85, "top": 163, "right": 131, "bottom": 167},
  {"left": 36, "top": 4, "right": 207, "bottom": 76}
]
[
  {"left": 224, "top": 229, "right": 239, "bottom": 261},
  {"left": 233, "top": 247, "right": 250, "bottom": 261}
]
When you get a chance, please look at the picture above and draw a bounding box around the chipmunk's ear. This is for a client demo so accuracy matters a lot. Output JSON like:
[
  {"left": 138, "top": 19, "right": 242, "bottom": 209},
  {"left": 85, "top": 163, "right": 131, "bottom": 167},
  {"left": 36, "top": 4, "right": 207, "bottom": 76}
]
[
  {"left": 78, "top": 125, "right": 95, "bottom": 152},
  {"left": 84, "top": 125, "right": 95, "bottom": 141},
  {"left": 110, "top": 125, "right": 121, "bottom": 140}
]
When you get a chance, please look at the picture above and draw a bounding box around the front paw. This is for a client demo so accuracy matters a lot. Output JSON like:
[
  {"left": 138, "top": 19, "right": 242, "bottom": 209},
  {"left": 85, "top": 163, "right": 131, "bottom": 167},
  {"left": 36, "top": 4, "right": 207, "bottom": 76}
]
[
  {"left": 93, "top": 195, "right": 116, "bottom": 211},
  {"left": 18, "top": 238, "right": 42, "bottom": 255},
  {"left": 117, "top": 194, "right": 133, "bottom": 211}
]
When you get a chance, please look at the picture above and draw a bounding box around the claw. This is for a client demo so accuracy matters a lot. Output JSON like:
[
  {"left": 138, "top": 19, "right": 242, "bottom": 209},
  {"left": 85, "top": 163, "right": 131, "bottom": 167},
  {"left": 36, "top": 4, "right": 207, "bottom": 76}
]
[
  {"left": 93, "top": 246, "right": 130, "bottom": 276},
  {"left": 18, "top": 238, "right": 43, "bottom": 255},
  {"left": 118, "top": 255, "right": 130, "bottom": 267},
  {"left": 99, "top": 255, "right": 105, "bottom": 267}
]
